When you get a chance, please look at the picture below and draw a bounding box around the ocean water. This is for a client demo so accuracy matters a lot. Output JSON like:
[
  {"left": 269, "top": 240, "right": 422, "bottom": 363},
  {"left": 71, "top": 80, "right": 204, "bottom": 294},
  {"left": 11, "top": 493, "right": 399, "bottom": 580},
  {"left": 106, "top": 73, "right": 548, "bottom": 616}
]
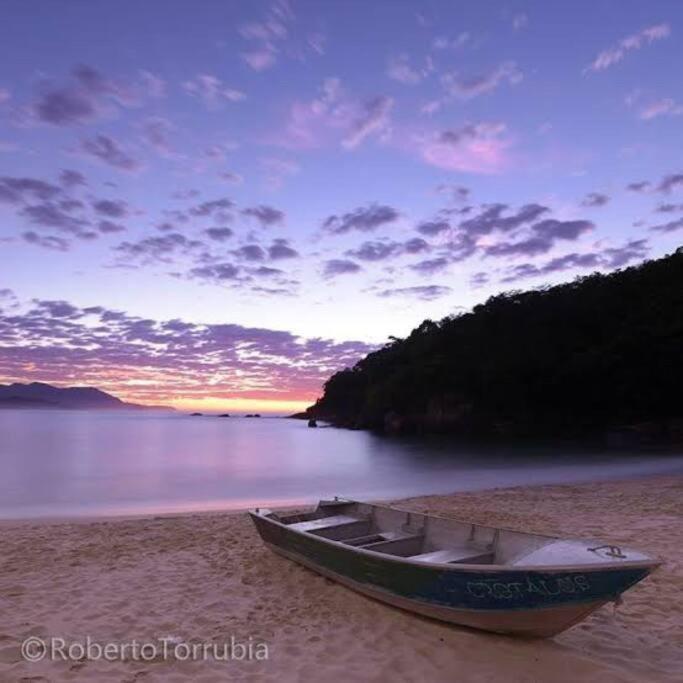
[{"left": 1, "top": 410, "right": 682, "bottom": 519}]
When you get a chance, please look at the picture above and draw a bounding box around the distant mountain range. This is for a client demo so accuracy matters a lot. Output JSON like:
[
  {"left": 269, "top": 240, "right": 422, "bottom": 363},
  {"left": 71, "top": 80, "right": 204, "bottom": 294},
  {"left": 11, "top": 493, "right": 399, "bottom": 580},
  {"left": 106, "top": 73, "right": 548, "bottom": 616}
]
[{"left": 0, "top": 382, "right": 171, "bottom": 410}]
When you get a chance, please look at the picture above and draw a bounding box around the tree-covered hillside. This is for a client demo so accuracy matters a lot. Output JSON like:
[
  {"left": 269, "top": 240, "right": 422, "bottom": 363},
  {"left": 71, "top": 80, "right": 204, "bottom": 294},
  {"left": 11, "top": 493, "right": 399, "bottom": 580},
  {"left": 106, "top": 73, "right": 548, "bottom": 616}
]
[{"left": 302, "top": 248, "right": 683, "bottom": 443}]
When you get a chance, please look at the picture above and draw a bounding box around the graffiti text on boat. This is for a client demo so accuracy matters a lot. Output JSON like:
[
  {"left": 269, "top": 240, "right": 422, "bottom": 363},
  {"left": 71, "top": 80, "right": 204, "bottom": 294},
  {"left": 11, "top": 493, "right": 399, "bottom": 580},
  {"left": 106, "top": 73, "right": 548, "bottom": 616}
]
[{"left": 466, "top": 575, "right": 590, "bottom": 599}]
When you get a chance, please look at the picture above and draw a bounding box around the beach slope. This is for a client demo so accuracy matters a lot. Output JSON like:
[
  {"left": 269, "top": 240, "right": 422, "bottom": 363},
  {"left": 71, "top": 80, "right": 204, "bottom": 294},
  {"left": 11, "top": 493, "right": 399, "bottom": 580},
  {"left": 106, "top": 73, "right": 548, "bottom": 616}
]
[{"left": 1, "top": 475, "right": 681, "bottom": 682}]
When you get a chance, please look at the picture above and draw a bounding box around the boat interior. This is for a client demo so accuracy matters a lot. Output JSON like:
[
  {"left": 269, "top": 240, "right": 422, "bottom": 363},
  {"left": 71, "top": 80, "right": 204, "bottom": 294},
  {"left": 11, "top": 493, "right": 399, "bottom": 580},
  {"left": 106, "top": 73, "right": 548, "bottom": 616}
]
[{"left": 264, "top": 499, "right": 650, "bottom": 567}]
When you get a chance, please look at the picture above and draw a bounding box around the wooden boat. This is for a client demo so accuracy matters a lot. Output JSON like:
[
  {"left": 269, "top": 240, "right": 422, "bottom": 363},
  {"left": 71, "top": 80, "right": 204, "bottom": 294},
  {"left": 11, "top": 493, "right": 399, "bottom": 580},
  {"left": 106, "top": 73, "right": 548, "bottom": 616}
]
[{"left": 249, "top": 498, "right": 660, "bottom": 637}]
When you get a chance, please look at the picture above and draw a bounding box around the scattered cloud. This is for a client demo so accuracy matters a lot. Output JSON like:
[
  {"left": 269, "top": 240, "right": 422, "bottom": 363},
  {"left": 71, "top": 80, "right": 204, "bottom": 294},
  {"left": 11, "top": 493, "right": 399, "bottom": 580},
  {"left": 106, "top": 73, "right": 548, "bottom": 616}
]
[
  {"left": 92, "top": 199, "right": 128, "bottom": 218},
  {"left": 0, "top": 172, "right": 140, "bottom": 247},
  {"left": 268, "top": 238, "right": 299, "bottom": 259},
  {"left": 436, "top": 184, "right": 470, "bottom": 202},
  {"left": 656, "top": 203, "right": 683, "bottom": 213},
  {"left": 581, "top": 192, "right": 610, "bottom": 207},
  {"left": 501, "top": 240, "right": 649, "bottom": 282},
  {"left": 260, "top": 157, "right": 300, "bottom": 189},
  {"left": 650, "top": 217, "right": 683, "bottom": 233},
  {"left": 205, "top": 227, "right": 234, "bottom": 242},
  {"left": 658, "top": 173, "right": 683, "bottom": 193},
  {"left": 403, "top": 237, "right": 430, "bottom": 254},
  {"left": 189, "top": 198, "right": 234, "bottom": 219},
  {"left": 417, "top": 122, "right": 511, "bottom": 173},
  {"left": 98, "top": 220, "right": 125, "bottom": 234},
  {"left": 628, "top": 90, "right": 683, "bottom": 120},
  {"left": 218, "top": 170, "right": 243, "bottom": 185},
  {"left": 0, "top": 297, "right": 374, "bottom": 403},
  {"left": 341, "top": 96, "right": 393, "bottom": 149},
  {"left": 140, "top": 117, "right": 175, "bottom": 154},
  {"left": 470, "top": 272, "right": 489, "bottom": 288},
  {"left": 410, "top": 257, "right": 450, "bottom": 275},
  {"left": 22, "top": 202, "right": 91, "bottom": 237},
  {"left": 485, "top": 219, "right": 593, "bottom": 258},
  {"left": 387, "top": 55, "right": 433, "bottom": 85},
  {"left": 275, "top": 79, "right": 392, "bottom": 151},
  {"left": 114, "top": 233, "right": 203, "bottom": 264},
  {"left": 183, "top": 74, "right": 246, "bottom": 108},
  {"left": 432, "top": 33, "right": 470, "bottom": 50},
  {"left": 250, "top": 265, "right": 284, "bottom": 278},
  {"left": 512, "top": 14, "right": 528, "bottom": 31},
  {"left": 441, "top": 61, "right": 522, "bottom": 100},
  {"left": 322, "top": 204, "right": 399, "bottom": 235},
  {"left": 638, "top": 97, "right": 683, "bottom": 120},
  {"left": 80, "top": 135, "right": 141, "bottom": 172},
  {"left": 22, "top": 231, "right": 70, "bottom": 251},
  {"left": 417, "top": 219, "right": 450, "bottom": 236},
  {"left": 377, "top": 285, "right": 451, "bottom": 301},
  {"left": 626, "top": 172, "right": 683, "bottom": 195},
  {"left": 171, "top": 189, "right": 201, "bottom": 200},
  {"left": 0, "top": 176, "right": 62, "bottom": 203},
  {"left": 400, "top": 202, "right": 597, "bottom": 274},
  {"left": 242, "top": 50, "right": 278, "bottom": 71},
  {"left": 138, "top": 70, "right": 166, "bottom": 98},
  {"left": 233, "top": 244, "right": 266, "bottom": 262},
  {"left": 21, "top": 65, "right": 160, "bottom": 126},
  {"left": 242, "top": 204, "right": 285, "bottom": 227},
  {"left": 460, "top": 203, "right": 550, "bottom": 236},
  {"left": 32, "top": 87, "right": 98, "bottom": 126},
  {"left": 238, "top": 1, "right": 291, "bottom": 71},
  {"left": 59, "top": 169, "right": 86, "bottom": 188},
  {"left": 587, "top": 24, "right": 670, "bottom": 72},
  {"left": 323, "top": 259, "right": 362, "bottom": 277},
  {"left": 238, "top": 0, "right": 324, "bottom": 72},
  {"left": 274, "top": 77, "right": 344, "bottom": 149},
  {"left": 345, "top": 241, "right": 401, "bottom": 262},
  {"left": 344, "top": 237, "right": 431, "bottom": 263},
  {"left": 189, "top": 262, "right": 241, "bottom": 281}
]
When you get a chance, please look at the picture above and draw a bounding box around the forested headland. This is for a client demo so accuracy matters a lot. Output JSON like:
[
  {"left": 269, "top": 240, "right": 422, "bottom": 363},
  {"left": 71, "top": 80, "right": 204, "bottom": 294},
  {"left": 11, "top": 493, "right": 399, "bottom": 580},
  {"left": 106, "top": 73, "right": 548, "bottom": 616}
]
[{"left": 298, "top": 248, "right": 683, "bottom": 446}]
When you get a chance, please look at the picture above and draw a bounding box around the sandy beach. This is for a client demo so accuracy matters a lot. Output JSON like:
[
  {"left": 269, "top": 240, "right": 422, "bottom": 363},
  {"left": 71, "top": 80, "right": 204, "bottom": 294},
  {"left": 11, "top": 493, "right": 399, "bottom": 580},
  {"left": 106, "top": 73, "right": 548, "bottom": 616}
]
[{"left": 0, "top": 474, "right": 681, "bottom": 682}]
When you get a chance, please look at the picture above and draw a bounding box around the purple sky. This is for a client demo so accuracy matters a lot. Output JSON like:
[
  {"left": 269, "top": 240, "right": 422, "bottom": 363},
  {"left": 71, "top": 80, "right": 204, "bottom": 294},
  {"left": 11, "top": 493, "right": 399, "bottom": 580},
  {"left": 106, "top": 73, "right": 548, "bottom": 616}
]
[{"left": 0, "top": 1, "right": 681, "bottom": 410}]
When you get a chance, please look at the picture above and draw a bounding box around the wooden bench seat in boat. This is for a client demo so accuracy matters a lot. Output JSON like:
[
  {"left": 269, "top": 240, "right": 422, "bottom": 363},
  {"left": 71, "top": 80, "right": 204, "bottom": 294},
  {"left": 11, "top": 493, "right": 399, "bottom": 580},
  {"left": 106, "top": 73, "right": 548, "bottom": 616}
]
[{"left": 409, "top": 548, "right": 494, "bottom": 564}]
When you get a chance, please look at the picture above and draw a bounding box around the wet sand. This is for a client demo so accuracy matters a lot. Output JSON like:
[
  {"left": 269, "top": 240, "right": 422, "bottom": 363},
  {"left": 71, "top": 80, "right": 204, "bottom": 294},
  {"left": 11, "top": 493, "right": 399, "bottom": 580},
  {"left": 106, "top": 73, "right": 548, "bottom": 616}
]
[{"left": 0, "top": 475, "right": 680, "bottom": 682}]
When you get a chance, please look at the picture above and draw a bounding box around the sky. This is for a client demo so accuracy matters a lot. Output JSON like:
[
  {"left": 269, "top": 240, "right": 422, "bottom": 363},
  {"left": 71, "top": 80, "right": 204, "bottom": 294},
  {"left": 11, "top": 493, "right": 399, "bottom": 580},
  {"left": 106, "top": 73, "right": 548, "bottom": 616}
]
[{"left": 0, "top": 0, "right": 681, "bottom": 413}]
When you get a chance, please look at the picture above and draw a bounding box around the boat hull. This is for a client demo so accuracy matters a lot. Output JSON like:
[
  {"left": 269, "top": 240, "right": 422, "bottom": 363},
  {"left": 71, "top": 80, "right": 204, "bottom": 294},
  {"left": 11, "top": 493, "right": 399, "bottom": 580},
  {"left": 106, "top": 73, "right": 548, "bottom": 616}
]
[{"left": 250, "top": 514, "right": 653, "bottom": 637}]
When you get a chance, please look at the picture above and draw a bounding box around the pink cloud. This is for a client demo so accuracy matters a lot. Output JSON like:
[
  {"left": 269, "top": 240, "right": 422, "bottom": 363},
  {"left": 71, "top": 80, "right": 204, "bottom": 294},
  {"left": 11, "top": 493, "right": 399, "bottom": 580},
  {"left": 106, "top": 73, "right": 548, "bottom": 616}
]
[
  {"left": 242, "top": 49, "right": 277, "bottom": 71},
  {"left": 260, "top": 157, "right": 300, "bottom": 189},
  {"left": 587, "top": 23, "right": 671, "bottom": 72},
  {"left": 271, "top": 79, "right": 392, "bottom": 151},
  {"left": 639, "top": 98, "right": 683, "bottom": 120},
  {"left": 441, "top": 61, "right": 523, "bottom": 100},
  {"left": 0, "top": 297, "right": 375, "bottom": 405},
  {"left": 238, "top": 0, "right": 324, "bottom": 72},
  {"left": 416, "top": 122, "right": 512, "bottom": 174},
  {"left": 386, "top": 55, "right": 433, "bottom": 85},
  {"left": 341, "top": 96, "right": 393, "bottom": 149},
  {"left": 182, "top": 74, "right": 246, "bottom": 108}
]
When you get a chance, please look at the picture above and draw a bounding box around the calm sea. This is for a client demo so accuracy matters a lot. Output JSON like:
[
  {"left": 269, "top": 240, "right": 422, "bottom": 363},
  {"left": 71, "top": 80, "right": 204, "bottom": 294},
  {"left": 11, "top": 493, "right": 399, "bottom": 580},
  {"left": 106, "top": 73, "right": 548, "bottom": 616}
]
[{"left": 1, "top": 410, "right": 682, "bottom": 519}]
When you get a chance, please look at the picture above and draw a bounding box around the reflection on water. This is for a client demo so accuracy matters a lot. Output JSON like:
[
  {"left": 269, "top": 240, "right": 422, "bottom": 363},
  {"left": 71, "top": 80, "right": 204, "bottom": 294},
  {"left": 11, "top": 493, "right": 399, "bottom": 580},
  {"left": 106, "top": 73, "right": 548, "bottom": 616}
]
[{"left": 1, "top": 410, "right": 682, "bottom": 519}]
